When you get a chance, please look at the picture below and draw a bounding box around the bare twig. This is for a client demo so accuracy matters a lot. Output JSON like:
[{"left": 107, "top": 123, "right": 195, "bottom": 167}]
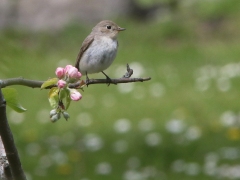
[
  {"left": 0, "top": 76, "right": 151, "bottom": 89},
  {"left": 0, "top": 77, "right": 151, "bottom": 89},
  {"left": 122, "top": 64, "right": 133, "bottom": 78},
  {"left": 84, "top": 77, "right": 151, "bottom": 86}
]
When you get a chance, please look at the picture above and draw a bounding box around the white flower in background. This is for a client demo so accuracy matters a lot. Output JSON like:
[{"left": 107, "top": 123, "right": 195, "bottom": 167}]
[
  {"left": 114, "top": 119, "right": 131, "bottom": 133},
  {"left": 165, "top": 119, "right": 186, "bottom": 134}
]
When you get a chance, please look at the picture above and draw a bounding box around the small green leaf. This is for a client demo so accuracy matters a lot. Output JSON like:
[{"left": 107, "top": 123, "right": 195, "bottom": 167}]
[
  {"left": 2, "top": 88, "right": 27, "bottom": 113},
  {"left": 65, "top": 90, "right": 71, "bottom": 110},
  {"left": 59, "top": 89, "right": 66, "bottom": 100},
  {"left": 48, "top": 87, "right": 59, "bottom": 109},
  {"left": 41, "top": 78, "right": 58, "bottom": 89}
]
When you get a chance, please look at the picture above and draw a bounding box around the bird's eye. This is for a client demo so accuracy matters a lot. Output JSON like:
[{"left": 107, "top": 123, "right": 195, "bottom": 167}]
[{"left": 106, "top": 25, "right": 111, "bottom": 29}]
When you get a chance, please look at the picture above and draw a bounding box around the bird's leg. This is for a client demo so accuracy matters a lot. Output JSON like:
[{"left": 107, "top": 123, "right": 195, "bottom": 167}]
[
  {"left": 101, "top": 71, "right": 116, "bottom": 86},
  {"left": 85, "top": 72, "right": 90, "bottom": 86}
]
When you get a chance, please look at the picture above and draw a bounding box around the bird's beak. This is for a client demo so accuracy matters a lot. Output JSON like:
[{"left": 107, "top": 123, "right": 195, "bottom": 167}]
[{"left": 117, "top": 27, "right": 126, "bottom": 31}]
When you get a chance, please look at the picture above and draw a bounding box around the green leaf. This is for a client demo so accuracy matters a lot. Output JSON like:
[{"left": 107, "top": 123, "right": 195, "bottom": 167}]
[
  {"left": 2, "top": 88, "right": 27, "bottom": 113},
  {"left": 65, "top": 90, "right": 71, "bottom": 110},
  {"left": 48, "top": 87, "right": 59, "bottom": 109},
  {"left": 41, "top": 78, "right": 58, "bottom": 89},
  {"left": 59, "top": 89, "right": 66, "bottom": 100}
]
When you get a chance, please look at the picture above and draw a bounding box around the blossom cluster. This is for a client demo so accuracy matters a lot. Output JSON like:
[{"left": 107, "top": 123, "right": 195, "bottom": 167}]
[
  {"left": 48, "top": 65, "right": 83, "bottom": 122},
  {"left": 55, "top": 65, "right": 82, "bottom": 101}
]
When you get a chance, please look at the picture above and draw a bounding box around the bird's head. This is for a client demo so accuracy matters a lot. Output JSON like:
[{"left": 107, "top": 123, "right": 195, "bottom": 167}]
[{"left": 92, "top": 20, "right": 125, "bottom": 39}]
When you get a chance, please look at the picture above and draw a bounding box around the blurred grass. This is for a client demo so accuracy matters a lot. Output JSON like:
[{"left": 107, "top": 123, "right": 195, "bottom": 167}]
[{"left": 1, "top": 1, "right": 240, "bottom": 179}]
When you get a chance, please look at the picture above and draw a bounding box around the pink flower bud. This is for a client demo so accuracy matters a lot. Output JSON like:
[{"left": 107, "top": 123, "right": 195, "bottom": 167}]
[
  {"left": 55, "top": 67, "right": 64, "bottom": 79},
  {"left": 76, "top": 72, "right": 82, "bottom": 79},
  {"left": 70, "top": 89, "right": 82, "bottom": 101},
  {"left": 57, "top": 79, "right": 67, "bottom": 88},
  {"left": 64, "top": 65, "right": 74, "bottom": 74},
  {"left": 68, "top": 66, "right": 79, "bottom": 79}
]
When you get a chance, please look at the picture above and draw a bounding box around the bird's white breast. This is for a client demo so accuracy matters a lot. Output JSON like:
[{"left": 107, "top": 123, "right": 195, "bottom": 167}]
[{"left": 79, "top": 36, "right": 118, "bottom": 74}]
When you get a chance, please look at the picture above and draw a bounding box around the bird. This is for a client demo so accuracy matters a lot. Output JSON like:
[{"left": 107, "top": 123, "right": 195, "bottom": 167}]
[{"left": 75, "top": 20, "right": 125, "bottom": 84}]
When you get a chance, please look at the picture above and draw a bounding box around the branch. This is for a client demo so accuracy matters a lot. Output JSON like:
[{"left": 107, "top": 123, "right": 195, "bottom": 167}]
[
  {"left": 1, "top": 64, "right": 151, "bottom": 88},
  {"left": 0, "top": 78, "right": 43, "bottom": 89},
  {"left": 84, "top": 77, "right": 151, "bottom": 86},
  {"left": 0, "top": 86, "right": 27, "bottom": 180},
  {"left": 1, "top": 77, "right": 151, "bottom": 90}
]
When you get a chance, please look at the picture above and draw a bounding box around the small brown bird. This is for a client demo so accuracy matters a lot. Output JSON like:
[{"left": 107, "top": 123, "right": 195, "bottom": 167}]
[{"left": 75, "top": 20, "right": 125, "bottom": 82}]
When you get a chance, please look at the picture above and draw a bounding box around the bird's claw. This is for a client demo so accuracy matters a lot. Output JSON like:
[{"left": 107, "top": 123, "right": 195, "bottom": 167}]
[
  {"left": 105, "top": 76, "right": 115, "bottom": 86},
  {"left": 102, "top": 71, "right": 117, "bottom": 86}
]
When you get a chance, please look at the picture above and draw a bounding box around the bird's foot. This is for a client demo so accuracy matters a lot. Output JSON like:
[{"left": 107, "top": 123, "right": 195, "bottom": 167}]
[{"left": 101, "top": 71, "right": 116, "bottom": 86}]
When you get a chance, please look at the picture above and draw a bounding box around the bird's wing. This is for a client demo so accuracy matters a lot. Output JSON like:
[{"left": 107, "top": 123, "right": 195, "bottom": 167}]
[{"left": 75, "top": 34, "right": 94, "bottom": 70}]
